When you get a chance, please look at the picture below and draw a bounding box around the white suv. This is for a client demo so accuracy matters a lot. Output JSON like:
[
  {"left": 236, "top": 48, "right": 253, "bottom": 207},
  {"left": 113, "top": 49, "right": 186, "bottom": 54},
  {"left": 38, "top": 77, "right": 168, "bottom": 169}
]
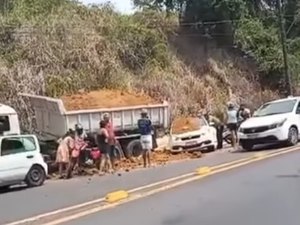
[
  {"left": 238, "top": 97, "right": 300, "bottom": 150},
  {"left": 0, "top": 134, "right": 48, "bottom": 190}
]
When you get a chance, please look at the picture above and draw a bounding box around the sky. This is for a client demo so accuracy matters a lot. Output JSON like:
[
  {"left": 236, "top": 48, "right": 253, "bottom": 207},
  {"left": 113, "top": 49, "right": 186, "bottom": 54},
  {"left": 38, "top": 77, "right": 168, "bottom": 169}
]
[{"left": 80, "top": 0, "right": 135, "bottom": 14}]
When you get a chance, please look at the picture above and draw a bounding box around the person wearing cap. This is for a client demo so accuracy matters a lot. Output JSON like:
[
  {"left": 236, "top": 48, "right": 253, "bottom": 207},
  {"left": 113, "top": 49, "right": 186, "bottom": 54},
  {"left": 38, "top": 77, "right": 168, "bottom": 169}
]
[
  {"left": 138, "top": 109, "right": 153, "bottom": 167},
  {"left": 225, "top": 102, "right": 238, "bottom": 149},
  {"left": 102, "top": 113, "right": 116, "bottom": 171},
  {"left": 66, "top": 124, "right": 88, "bottom": 179}
]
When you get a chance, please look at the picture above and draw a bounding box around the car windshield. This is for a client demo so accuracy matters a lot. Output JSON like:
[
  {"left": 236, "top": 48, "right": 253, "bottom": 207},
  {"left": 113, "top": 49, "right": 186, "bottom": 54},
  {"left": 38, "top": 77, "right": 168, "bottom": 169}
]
[
  {"left": 254, "top": 99, "right": 297, "bottom": 117},
  {"left": 171, "top": 117, "right": 207, "bottom": 135}
]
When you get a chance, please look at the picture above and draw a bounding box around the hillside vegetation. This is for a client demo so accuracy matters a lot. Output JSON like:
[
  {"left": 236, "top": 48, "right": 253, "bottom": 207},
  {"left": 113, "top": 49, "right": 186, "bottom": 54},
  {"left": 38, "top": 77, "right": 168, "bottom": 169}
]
[
  {"left": 0, "top": 0, "right": 278, "bottom": 131},
  {"left": 135, "top": 0, "right": 300, "bottom": 90}
]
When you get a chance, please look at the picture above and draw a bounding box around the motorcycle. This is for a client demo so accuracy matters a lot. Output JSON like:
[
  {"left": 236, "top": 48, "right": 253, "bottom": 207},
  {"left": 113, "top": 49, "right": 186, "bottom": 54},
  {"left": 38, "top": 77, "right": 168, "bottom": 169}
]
[
  {"left": 223, "top": 127, "right": 232, "bottom": 144},
  {"left": 222, "top": 120, "right": 245, "bottom": 145}
]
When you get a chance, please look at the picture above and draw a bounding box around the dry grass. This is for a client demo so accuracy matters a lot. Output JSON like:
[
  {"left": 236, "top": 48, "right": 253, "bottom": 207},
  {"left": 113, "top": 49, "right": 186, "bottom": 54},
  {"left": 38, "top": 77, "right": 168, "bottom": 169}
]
[{"left": 0, "top": 1, "right": 278, "bottom": 131}]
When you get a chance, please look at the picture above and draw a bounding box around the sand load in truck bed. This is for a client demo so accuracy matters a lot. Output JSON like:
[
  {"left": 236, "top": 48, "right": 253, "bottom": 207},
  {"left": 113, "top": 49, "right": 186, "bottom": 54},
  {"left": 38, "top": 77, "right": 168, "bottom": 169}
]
[
  {"left": 61, "top": 90, "right": 160, "bottom": 111},
  {"left": 171, "top": 117, "right": 202, "bottom": 135}
]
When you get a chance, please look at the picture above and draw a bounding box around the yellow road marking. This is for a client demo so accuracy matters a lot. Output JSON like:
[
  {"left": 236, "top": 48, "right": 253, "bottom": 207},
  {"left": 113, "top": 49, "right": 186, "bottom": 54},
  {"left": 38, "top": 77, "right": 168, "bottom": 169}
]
[
  {"left": 195, "top": 166, "right": 212, "bottom": 175},
  {"left": 4, "top": 145, "right": 299, "bottom": 225},
  {"left": 105, "top": 190, "right": 129, "bottom": 203},
  {"left": 40, "top": 146, "right": 300, "bottom": 225}
]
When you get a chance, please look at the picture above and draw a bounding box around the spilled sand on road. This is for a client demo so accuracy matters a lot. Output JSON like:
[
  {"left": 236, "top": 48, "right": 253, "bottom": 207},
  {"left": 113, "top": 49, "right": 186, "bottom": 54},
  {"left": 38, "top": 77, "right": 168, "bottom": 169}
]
[
  {"left": 49, "top": 150, "right": 202, "bottom": 178},
  {"left": 61, "top": 89, "right": 160, "bottom": 110},
  {"left": 114, "top": 150, "right": 202, "bottom": 172}
]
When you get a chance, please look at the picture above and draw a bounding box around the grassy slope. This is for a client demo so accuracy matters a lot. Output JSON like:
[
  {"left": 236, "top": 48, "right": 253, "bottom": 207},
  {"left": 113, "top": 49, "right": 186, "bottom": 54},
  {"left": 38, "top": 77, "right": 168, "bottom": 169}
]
[{"left": 0, "top": 1, "right": 278, "bottom": 131}]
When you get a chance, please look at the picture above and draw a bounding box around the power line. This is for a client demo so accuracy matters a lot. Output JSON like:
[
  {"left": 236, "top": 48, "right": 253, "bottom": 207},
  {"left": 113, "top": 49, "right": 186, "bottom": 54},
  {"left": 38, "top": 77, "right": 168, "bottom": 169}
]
[
  {"left": 277, "top": 0, "right": 292, "bottom": 96},
  {"left": 0, "top": 14, "right": 297, "bottom": 30}
]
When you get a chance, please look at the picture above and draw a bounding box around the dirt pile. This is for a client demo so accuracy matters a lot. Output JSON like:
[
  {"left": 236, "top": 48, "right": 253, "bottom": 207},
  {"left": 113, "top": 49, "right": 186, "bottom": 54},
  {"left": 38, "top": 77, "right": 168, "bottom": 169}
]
[
  {"left": 48, "top": 150, "right": 202, "bottom": 179},
  {"left": 114, "top": 150, "right": 202, "bottom": 172},
  {"left": 61, "top": 89, "right": 160, "bottom": 111},
  {"left": 171, "top": 117, "right": 202, "bottom": 135}
]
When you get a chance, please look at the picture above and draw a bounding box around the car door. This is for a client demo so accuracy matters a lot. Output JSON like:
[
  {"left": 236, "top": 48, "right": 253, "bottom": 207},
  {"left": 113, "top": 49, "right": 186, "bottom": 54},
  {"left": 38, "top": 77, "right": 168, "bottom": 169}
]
[
  {"left": 0, "top": 135, "right": 38, "bottom": 183},
  {"left": 295, "top": 102, "right": 300, "bottom": 137}
]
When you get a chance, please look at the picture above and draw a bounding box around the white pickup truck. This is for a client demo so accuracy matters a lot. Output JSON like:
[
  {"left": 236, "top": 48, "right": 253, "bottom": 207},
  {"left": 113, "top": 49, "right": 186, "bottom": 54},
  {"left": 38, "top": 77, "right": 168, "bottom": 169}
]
[{"left": 0, "top": 105, "right": 48, "bottom": 189}]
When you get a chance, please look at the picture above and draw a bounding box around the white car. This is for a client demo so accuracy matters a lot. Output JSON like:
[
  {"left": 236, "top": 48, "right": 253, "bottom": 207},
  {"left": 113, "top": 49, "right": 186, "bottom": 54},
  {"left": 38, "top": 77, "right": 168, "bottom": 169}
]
[
  {"left": 238, "top": 97, "right": 300, "bottom": 150},
  {"left": 0, "top": 134, "right": 48, "bottom": 190},
  {"left": 169, "top": 116, "right": 217, "bottom": 152}
]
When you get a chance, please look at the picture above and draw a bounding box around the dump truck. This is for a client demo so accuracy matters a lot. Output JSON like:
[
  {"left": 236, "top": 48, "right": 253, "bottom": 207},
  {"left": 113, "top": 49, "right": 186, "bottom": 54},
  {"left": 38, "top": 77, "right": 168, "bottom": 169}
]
[{"left": 19, "top": 93, "right": 170, "bottom": 158}]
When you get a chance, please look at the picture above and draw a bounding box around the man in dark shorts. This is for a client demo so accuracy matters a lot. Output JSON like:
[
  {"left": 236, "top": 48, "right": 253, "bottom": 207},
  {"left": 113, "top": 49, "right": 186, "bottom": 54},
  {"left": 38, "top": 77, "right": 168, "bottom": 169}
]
[
  {"left": 226, "top": 102, "right": 238, "bottom": 150},
  {"left": 138, "top": 109, "right": 153, "bottom": 168}
]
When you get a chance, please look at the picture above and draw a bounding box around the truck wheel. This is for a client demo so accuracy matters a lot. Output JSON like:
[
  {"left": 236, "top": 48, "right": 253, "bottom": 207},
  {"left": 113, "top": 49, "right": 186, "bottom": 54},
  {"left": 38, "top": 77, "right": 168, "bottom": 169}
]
[
  {"left": 25, "top": 165, "right": 46, "bottom": 187},
  {"left": 241, "top": 141, "right": 254, "bottom": 151},
  {"left": 126, "top": 139, "right": 143, "bottom": 158},
  {"left": 287, "top": 126, "right": 298, "bottom": 146},
  {"left": 114, "top": 142, "right": 124, "bottom": 160}
]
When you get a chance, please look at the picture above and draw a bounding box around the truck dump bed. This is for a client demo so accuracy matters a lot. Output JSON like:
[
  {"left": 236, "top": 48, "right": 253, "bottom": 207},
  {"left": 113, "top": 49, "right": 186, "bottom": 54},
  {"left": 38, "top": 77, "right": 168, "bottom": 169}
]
[{"left": 20, "top": 93, "right": 170, "bottom": 138}]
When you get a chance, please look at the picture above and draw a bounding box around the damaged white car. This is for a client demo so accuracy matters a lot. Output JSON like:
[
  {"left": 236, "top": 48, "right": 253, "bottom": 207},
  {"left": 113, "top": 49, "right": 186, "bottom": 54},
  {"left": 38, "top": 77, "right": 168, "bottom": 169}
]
[{"left": 169, "top": 116, "right": 217, "bottom": 152}]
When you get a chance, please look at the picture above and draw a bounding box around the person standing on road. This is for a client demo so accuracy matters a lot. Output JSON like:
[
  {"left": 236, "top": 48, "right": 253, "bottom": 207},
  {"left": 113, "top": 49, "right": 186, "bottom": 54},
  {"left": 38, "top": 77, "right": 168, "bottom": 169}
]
[
  {"left": 56, "top": 129, "right": 75, "bottom": 179},
  {"left": 225, "top": 102, "right": 238, "bottom": 150},
  {"left": 103, "top": 113, "right": 116, "bottom": 171},
  {"left": 97, "top": 120, "right": 113, "bottom": 175},
  {"left": 204, "top": 112, "right": 224, "bottom": 149},
  {"left": 66, "top": 125, "right": 88, "bottom": 179},
  {"left": 74, "top": 124, "right": 88, "bottom": 168},
  {"left": 237, "top": 103, "right": 251, "bottom": 124},
  {"left": 138, "top": 109, "right": 153, "bottom": 168}
]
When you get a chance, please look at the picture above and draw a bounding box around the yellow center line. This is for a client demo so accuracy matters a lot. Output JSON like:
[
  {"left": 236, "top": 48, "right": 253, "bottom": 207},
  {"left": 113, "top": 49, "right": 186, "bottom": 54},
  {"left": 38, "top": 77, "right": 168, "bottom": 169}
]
[
  {"left": 4, "top": 145, "right": 299, "bottom": 225},
  {"left": 40, "top": 147, "right": 300, "bottom": 225}
]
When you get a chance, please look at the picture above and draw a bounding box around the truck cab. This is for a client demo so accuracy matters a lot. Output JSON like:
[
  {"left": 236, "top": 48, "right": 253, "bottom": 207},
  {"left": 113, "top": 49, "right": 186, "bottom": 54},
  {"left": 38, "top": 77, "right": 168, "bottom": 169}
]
[{"left": 0, "top": 104, "right": 21, "bottom": 136}]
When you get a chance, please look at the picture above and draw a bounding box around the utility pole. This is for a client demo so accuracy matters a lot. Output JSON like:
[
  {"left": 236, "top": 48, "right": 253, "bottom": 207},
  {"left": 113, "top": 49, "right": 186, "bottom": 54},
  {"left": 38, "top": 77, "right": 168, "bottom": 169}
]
[{"left": 277, "top": 0, "right": 293, "bottom": 96}]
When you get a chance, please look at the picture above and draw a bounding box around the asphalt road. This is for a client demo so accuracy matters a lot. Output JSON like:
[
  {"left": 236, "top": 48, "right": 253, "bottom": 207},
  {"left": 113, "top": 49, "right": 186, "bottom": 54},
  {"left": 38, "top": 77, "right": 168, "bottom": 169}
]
[
  {"left": 0, "top": 149, "right": 268, "bottom": 224},
  {"left": 65, "top": 150, "right": 300, "bottom": 225}
]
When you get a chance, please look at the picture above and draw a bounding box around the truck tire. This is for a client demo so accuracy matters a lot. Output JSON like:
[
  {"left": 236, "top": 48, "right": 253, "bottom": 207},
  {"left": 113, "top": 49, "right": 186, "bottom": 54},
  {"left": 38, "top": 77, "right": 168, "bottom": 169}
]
[
  {"left": 287, "top": 126, "right": 298, "bottom": 146},
  {"left": 25, "top": 165, "right": 46, "bottom": 187},
  {"left": 126, "top": 139, "right": 143, "bottom": 158},
  {"left": 113, "top": 142, "right": 125, "bottom": 160}
]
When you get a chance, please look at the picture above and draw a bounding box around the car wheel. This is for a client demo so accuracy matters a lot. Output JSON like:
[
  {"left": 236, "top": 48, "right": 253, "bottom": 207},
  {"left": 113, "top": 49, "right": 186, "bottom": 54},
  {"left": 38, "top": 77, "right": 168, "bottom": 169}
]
[
  {"left": 241, "top": 141, "right": 254, "bottom": 151},
  {"left": 0, "top": 185, "right": 10, "bottom": 191},
  {"left": 207, "top": 145, "right": 215, "bottom": 152},
  {"left": 287, "top": 126, "right": 298, "bottom": 146},
  {"left": 25, "top": 165, "right": 46, "bottom": 187}
]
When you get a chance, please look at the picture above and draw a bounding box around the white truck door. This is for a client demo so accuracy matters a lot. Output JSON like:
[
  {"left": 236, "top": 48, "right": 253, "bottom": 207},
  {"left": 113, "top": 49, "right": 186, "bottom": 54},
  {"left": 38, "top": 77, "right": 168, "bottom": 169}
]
[{"left": 0, "top": 135, "right": 38, "bottom": 183}]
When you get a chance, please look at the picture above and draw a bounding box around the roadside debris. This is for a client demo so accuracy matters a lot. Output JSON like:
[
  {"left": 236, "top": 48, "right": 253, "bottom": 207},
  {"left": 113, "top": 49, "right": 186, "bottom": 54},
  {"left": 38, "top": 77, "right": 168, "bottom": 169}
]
[{"left": 48, "top": 149, "right": 203, "bottom": 179}]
